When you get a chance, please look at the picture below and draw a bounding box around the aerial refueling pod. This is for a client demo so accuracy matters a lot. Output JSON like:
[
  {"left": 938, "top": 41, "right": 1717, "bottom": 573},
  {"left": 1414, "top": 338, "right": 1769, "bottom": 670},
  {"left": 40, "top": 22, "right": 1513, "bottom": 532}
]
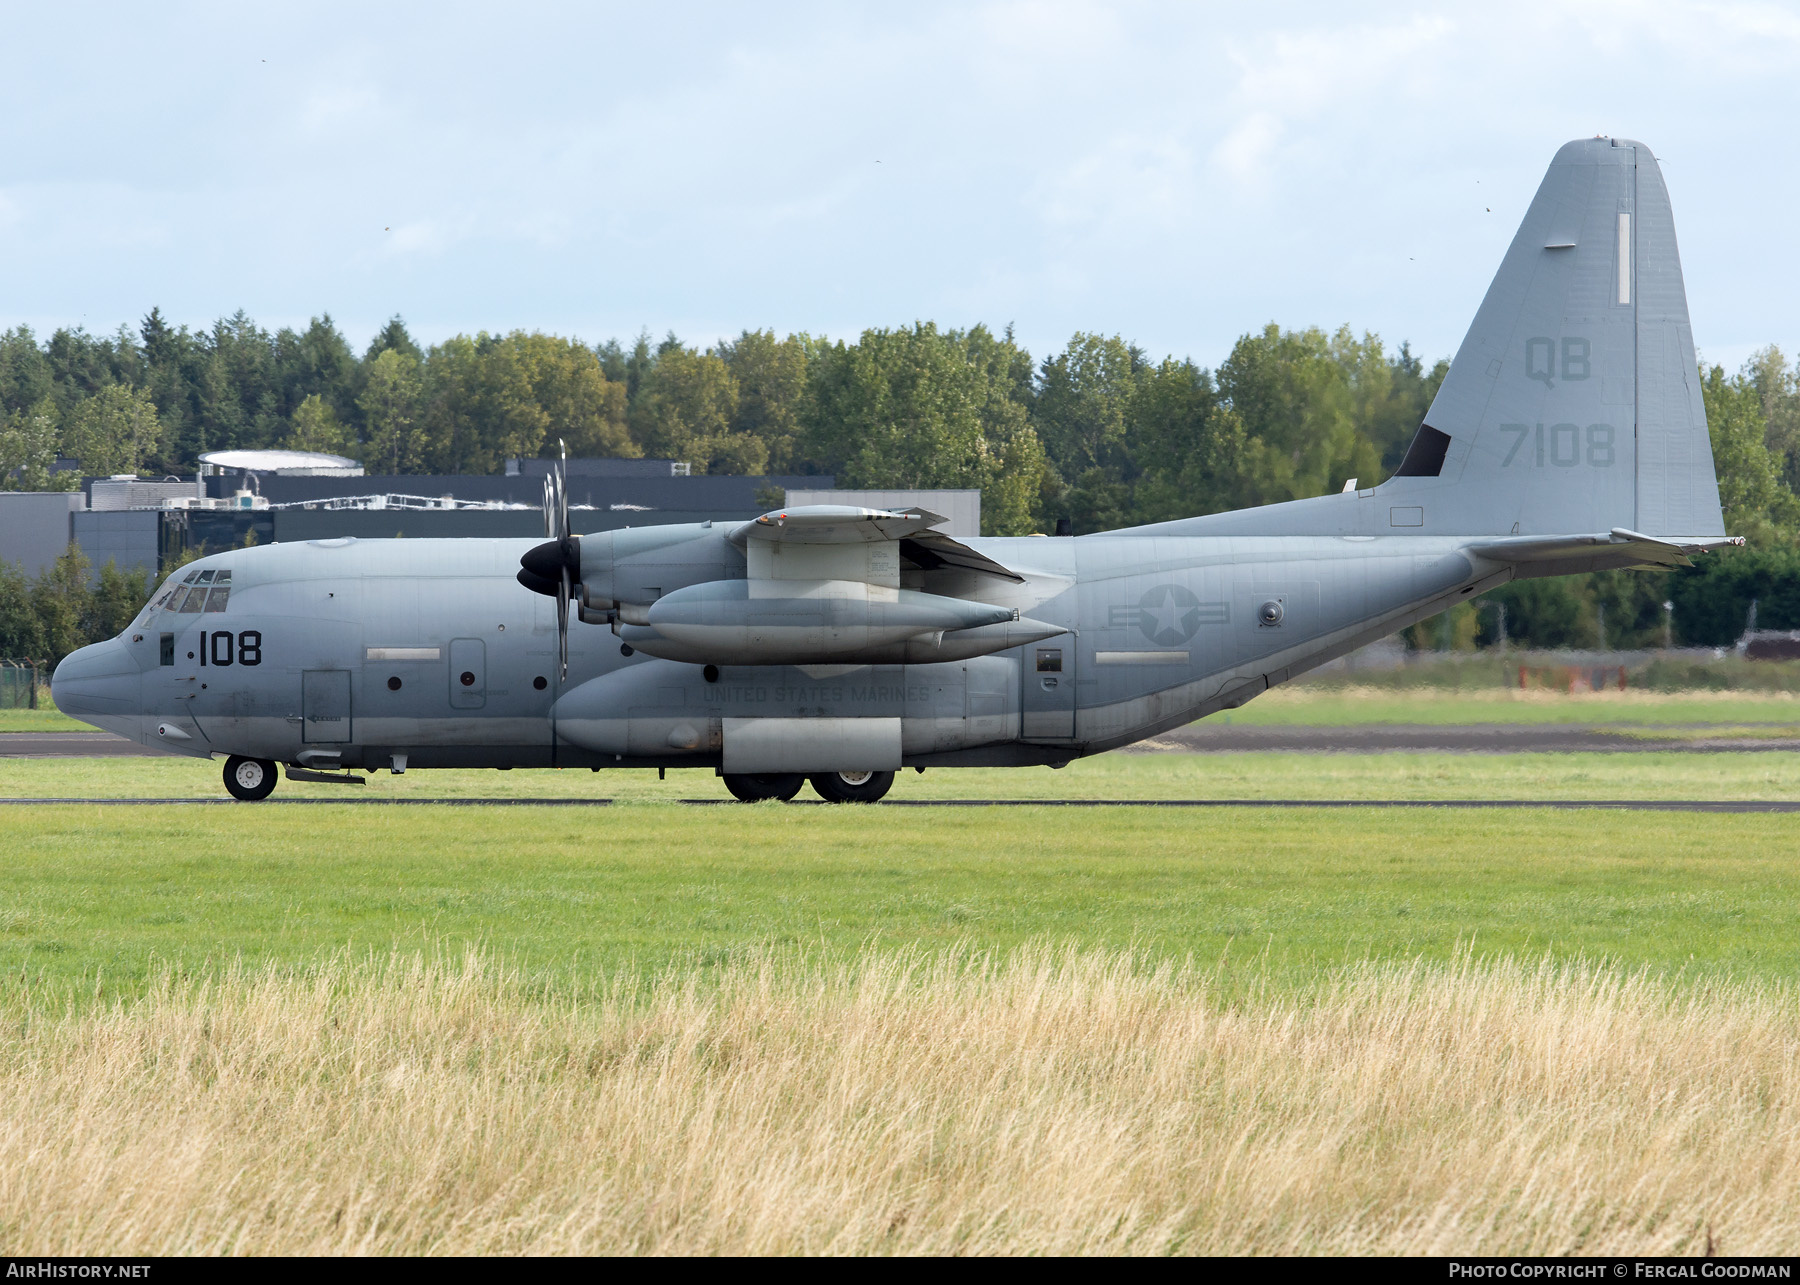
[
  {"left": 617, "top": 610, "right": 1066, "bottom": 666},
  {"left": 609, "top": 578, "right": 1056, "bottom": 666}
]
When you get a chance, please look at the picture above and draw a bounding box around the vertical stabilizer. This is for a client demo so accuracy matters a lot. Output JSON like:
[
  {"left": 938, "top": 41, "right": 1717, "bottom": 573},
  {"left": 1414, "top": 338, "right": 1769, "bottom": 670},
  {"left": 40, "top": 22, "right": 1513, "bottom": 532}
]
[{"left": 1396, "top": 137, "right": 1724, "bottom": 538}]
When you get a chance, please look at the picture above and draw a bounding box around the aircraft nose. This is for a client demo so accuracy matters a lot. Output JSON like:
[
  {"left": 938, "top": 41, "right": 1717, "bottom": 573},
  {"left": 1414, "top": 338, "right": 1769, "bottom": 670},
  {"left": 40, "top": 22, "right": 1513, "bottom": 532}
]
[{"left": 51, "top": 639, "right": 141, "bottom": 719}]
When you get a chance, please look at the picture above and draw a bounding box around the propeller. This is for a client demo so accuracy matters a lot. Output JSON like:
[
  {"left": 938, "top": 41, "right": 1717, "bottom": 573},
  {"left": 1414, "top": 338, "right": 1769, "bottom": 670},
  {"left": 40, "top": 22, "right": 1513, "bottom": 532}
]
[{"left": 517, "top": 440, "right": 578, "bottom": 680}]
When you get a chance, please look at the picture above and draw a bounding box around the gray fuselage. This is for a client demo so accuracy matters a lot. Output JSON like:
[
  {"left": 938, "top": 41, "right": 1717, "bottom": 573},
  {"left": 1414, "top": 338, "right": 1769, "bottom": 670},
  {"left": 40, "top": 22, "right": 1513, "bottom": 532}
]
[{"left": 53, "top": 528, "right": 1495, "bottom": 772}]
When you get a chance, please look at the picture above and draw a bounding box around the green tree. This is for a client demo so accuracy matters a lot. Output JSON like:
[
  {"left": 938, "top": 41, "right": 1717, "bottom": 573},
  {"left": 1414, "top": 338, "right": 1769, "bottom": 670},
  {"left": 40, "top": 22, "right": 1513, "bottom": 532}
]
[
  {"left": 286, "top": 393, "right": 357, "bottom": 458},
  {"left": 507, "top": 333, "right": 632, "bottom": 461},
  {"left": 1362, "top": 340, "right": 1449, "bottom": 475},
  {"left": 197, "top": 310, "right": 283, "bottom": 452},
  {"left": 1669, "top": 547, "right": 1800, "bottom": 645},
  {"left": 419, "top": 332, "right": 609, "bottom": 474},
  {"left": 1034, "top": 333, "right": 1145, "bottom": 480},
  {"left": 717, "top": 330, "right": 814, "bottom": 473},
  {"left": 803, "top": 323, "right": 1047, "bottom": 534},
  {"left": 139, "top": 308, "right": 205, "bottom": 473},
  {"left": 629, "top": 346, "right": 756, "bottom": 473},
  {"left": 1, "top": 398, "right": 76, "bottom": 491},
  {"left": 1218, "top": 324, "right": 1381, "bottom": 505},
  {"left": 275, "top": 315, "right": 359, "bottom": 424},
  {"left": 1701, "top": 363, "right": 1800, "bottom": 548},
  {"left": 364, "top": 316, "right": 423, "bottom": 365},
  {"left": 29, "top": 547, "right": 91, "bottom": 665},
  {"left": 360, "top": 349, "right": 425, "bottom": 474},
  {"left": 0, "top": 326, "right": 53, "bottom": 416},
  {"left": 1745, "top": 345, "right": 1800, "bottom": 496},
  {"left": 62, "top": 384, "right": 161, "bottom": 477},
  {"left": 0, "top": 559, "right": 42, "bottom": 659},
  {"left": 88, "top": 559, "right": 153, "bottom": 642},
  {"left": 1127, "top": 359, "right": 1250, "bottom": 524}
]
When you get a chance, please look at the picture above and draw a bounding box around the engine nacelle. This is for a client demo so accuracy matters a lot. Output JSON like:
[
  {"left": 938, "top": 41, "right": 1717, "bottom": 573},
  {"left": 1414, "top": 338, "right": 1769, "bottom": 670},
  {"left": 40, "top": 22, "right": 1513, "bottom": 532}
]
[{"left": 582, "top": 524, "right": 745, "bottom": 608}]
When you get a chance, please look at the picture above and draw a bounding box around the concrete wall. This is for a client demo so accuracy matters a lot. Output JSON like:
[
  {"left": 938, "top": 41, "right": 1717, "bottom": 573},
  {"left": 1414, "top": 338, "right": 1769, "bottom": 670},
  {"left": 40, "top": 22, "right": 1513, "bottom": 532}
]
[
  {"left": 783, "top": 489, "right": 982, "bottom": 538},
  {"left": 0, "top": 492, "right": 82, "bottom": 577},
  {"left": 70, "top": 510, "right": 159, "bottom": 579}
]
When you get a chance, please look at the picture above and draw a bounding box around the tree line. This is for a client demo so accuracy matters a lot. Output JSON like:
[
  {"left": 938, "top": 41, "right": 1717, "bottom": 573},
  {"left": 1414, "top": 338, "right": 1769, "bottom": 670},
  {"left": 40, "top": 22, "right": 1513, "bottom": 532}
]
[
  {"left": 0, "top": 311, "right": 1463, "bottom": 534},
  {"left": 3, "top": 310, "right": 1799, "bottom": 658}
]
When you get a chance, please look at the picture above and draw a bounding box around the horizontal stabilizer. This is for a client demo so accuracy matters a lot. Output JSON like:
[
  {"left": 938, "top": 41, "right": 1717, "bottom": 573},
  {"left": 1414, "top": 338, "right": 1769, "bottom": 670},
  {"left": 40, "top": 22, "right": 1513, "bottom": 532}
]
[{"left": 1468, "top": 528, "right": 1742, "bottom": 570}]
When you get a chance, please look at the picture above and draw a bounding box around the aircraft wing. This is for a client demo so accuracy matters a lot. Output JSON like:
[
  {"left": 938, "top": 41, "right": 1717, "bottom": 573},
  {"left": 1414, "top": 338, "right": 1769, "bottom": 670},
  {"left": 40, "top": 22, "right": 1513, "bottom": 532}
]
[
  {"left": 1467, "top": 528, "right": 1743, "bottom": 570},
  {"left": 729, "top": 505, "right": 1024, "bottom": 583}
]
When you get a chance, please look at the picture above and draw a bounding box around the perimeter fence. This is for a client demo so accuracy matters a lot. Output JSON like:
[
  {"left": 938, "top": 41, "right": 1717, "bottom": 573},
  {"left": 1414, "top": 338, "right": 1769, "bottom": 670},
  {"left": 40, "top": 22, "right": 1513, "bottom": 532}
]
[{"left": 0, "top": 660, "right": 42, "bottom": 709}]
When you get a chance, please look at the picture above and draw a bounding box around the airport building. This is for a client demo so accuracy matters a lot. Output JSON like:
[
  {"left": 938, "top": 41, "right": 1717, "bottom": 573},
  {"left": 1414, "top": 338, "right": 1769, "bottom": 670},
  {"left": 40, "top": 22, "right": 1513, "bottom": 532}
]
[{"left": 1, "top": 451, "right": 980, "bottom": 581}]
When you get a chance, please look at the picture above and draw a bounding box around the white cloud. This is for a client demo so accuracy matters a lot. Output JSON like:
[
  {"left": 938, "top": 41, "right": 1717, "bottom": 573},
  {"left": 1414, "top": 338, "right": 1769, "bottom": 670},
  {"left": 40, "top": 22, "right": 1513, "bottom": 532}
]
[
  {"left": 0, "top": 2, "right": 1796, "bottom": 366},
  {"left": 1209, "top": 14, "right": 1455, "bottom": 187}
]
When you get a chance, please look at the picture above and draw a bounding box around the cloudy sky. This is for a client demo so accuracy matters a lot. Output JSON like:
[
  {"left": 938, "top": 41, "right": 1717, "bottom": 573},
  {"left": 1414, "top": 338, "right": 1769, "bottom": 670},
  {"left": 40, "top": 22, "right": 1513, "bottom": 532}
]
[{"left": 4, "top": 1, "right": 1796, "bottom": 371}]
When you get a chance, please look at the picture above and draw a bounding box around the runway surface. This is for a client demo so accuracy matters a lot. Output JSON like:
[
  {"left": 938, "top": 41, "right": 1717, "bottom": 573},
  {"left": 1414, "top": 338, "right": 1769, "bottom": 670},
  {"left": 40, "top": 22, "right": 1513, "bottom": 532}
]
[
  {"left": 2, "top": 797, "right": 1796, "bottom": 811},
  {"left": 1, "top": 732, "right": 161, "bottom": 757},
  {"left": 5, "top": 725, "right": 1798, "bottom": 758},
  {"left": 1130, "top": 724, "right": 1800, "bottom": 753}
]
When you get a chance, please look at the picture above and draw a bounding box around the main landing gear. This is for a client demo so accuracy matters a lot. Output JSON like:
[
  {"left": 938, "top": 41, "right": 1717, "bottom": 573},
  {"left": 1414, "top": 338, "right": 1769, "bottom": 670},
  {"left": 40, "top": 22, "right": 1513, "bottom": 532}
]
[
  {"left": 722, "top": 773, "right": 805, "bottom": 803},
  {"left": 721, "top": 771, "right": 895, "bottom": 803},
  {"left": 223, "top": 755, "right": 278, "bottom": 802},
  {"left": 809, "top": 770, "right": 894, "bottom": 803}
]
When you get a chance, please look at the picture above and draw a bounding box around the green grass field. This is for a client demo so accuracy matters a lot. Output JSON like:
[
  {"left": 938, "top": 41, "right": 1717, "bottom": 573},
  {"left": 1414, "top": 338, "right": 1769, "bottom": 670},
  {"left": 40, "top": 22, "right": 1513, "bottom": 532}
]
[
  {"left": 0, "top": 707, "right": 82, "bottom": 733},
  {"left": 3, "top": 784, "right": 1798, "bottom": 997},
  {"left": 1219, "top": 685, "right": 1800, "bottom": 726},
  {"left": 9, "top": 684, "right": 1800, "bottom": 1003}
]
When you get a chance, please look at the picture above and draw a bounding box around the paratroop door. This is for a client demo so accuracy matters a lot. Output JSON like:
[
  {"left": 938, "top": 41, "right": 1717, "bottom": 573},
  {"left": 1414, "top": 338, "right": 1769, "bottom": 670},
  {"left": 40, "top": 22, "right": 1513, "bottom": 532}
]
[
  {"left": 302, "top": 670, "right": 352, "bottom": 743},
  {"left": 1020, "top": 642, "right": 1075, "bottom": 739}
]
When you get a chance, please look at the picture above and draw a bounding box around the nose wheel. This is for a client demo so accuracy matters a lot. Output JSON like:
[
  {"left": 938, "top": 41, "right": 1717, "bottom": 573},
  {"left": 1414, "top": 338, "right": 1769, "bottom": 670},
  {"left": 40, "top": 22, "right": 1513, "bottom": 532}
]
[
  {"left": 223, "top": 755, "right": 278, "bottom": 802},
  {"left": 809, "top": 770, "right": 894, "bottom": 803}
]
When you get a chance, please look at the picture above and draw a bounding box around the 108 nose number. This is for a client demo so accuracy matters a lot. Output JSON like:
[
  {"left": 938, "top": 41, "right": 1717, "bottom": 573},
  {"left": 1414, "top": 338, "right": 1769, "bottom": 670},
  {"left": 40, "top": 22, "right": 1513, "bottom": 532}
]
[
  {"left": 197, "top": 630, "right": 262, "bottom": 666},
  {"left": 1500, "top": 423, "right": 1614, "bottom": 468}
]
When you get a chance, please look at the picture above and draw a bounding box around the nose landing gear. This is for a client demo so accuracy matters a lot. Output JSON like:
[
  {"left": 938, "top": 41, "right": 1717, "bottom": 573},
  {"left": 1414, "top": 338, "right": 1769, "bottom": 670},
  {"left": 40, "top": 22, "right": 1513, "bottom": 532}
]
[{"left": 223, "top": 755, "right": 278, "bottom": 802}]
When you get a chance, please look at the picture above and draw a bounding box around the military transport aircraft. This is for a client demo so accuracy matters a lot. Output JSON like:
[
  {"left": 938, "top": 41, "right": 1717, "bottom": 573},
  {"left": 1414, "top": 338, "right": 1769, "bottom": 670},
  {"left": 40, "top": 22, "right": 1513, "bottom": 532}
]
[{"left": 53, "top": 137, "right": 1737, "bottom": 802}]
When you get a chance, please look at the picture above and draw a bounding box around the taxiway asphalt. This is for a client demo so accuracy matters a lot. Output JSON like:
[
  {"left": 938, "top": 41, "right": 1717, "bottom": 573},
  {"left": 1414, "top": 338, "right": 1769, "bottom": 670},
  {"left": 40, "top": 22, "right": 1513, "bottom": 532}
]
[{"left": 6, "top": 726, "right": 1797, "bottom": 758}]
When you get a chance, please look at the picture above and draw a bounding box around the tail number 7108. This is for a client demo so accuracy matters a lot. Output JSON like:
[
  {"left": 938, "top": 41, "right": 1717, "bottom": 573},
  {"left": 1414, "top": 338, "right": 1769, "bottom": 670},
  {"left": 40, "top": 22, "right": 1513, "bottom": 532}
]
[{"left": 1499, "top": 423, "right": 1614, "bottom": 468}]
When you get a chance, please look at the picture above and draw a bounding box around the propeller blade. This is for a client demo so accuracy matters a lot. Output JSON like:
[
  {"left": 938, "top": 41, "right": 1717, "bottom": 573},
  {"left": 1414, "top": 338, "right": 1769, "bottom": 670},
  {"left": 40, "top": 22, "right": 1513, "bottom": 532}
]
[
  {"left": 553, "top": 439, "right": 571, "bottom": 679},
  {"left": 556, "top": 438, "right": 569, "bottom": 540},
  {"left": 557, "top": 566, "right": 570, "bottom": 680}
]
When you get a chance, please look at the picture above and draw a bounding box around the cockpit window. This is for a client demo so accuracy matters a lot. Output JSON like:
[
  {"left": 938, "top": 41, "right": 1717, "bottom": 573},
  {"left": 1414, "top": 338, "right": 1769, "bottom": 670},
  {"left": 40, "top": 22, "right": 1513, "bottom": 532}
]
[
  {"left": 139, "top": 568, "right": 228, "bottom": 627},
  {"left": 159, "top": 568, "right": 231, "bottom": 616}
]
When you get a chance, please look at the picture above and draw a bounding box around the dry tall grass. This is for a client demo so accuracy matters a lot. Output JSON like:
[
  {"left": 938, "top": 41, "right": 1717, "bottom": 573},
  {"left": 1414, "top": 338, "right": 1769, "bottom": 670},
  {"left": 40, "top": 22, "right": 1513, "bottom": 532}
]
[{"left": 2, "top": 948, "right": 1797, "bottom": 1254}]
